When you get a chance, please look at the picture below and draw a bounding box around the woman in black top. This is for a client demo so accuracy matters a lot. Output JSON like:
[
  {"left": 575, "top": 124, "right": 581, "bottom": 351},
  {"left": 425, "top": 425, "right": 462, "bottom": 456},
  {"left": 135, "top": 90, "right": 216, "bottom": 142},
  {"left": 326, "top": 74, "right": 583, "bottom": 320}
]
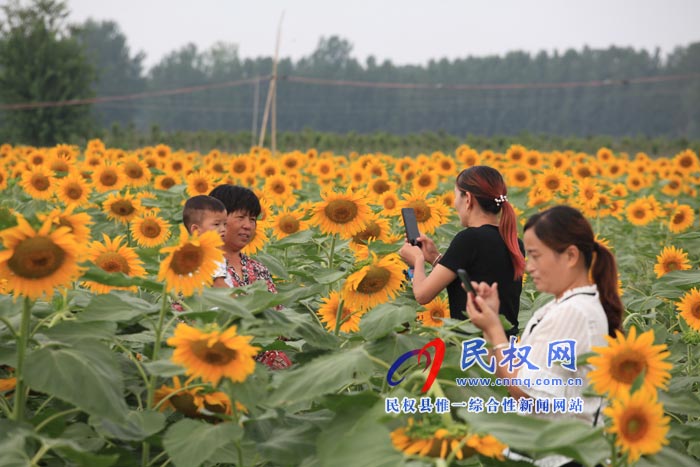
[{"left": 399, "top": 166, "right": 525, "bottom": 336}]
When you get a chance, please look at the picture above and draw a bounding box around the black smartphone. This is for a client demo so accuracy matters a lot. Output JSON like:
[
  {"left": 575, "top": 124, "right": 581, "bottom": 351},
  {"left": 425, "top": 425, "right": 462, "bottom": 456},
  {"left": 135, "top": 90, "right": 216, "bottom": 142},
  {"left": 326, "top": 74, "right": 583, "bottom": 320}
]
[
  {"left": 401, "top": 208, "right": 422, "bottom": 247},
  {"left": 457, "top": 269, "right": 475, "bottom": 294}
]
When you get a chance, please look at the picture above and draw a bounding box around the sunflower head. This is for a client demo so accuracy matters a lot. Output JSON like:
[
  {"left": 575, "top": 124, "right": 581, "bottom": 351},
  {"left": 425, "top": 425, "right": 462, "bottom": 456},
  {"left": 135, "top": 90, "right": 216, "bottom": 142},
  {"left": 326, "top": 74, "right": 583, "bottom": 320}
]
[
  {"left": 343, "top": 253, "right": 405, "bottom": 310},
  {"left": 167, "top": 323, "right": 259, "bottom": 386},
  {"left": 677, "top": 287, "right": 700, "bottom": 332},
  {"left": 158, "top": 226, "right": 224, "bottom": 296},
  {"left": 0, "top": 215, "right": 84, "bottom": 299},
  {"left": 603, "top": 389, "right": 670, "bottom": 463},
  {"left": 588, "top": 327, "right": 672, "bottom": 399}
]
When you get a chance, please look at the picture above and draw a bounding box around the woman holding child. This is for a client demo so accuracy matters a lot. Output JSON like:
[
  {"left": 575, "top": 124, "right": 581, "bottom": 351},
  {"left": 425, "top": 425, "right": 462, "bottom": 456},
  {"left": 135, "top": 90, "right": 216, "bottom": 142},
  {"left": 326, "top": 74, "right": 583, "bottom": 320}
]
[
  {"left": 399, "top": 166, "right": 525, "bottom": 336},
  {"left": 209, "top": 184, "right": 291, "bottom": 369}
]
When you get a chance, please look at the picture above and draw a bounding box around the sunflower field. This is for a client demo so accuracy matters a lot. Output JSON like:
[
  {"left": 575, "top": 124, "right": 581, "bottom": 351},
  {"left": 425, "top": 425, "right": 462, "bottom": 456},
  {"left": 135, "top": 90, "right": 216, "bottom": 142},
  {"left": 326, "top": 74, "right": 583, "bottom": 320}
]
[{"left": 0, "top": 140, "right": 699, "bottom": 466}]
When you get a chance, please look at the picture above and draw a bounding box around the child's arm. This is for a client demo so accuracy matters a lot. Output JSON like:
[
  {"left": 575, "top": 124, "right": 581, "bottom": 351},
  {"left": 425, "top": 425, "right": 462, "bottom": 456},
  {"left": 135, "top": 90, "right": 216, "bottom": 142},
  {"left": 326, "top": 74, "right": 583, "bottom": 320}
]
[{"left": 212, "top": 277, "right": 228, "bottom": 288}]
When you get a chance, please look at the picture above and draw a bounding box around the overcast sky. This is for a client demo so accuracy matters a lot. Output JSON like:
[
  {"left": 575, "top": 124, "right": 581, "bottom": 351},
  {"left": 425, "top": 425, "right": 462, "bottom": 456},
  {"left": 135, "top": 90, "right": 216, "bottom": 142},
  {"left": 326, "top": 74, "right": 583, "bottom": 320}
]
[{"left": 67, "top": 0, "right": 700, "bottom": 69}]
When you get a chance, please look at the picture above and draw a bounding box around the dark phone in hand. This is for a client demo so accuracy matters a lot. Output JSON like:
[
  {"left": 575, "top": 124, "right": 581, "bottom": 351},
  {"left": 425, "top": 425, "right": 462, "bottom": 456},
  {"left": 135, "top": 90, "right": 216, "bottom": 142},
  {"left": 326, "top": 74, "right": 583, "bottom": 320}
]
[
  {"left": 457, "top": 269, "right": 475, "bottom": 294},
  {"left": 401, "top": 208, "right": 422, "bottom": 247}
]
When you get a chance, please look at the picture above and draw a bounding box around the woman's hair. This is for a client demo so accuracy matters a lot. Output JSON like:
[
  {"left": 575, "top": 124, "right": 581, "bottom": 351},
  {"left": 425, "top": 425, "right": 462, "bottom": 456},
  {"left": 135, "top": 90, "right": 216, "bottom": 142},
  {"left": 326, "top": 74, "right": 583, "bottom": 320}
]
[
  {"left": 209, "top": 184, "right": 261, "bottom": 217},
  {"left": 456, "top": 166, "right": 525, "bottom": 279},
  {"left": 523, "top": 205, "right": 623, "bottom": 336}
]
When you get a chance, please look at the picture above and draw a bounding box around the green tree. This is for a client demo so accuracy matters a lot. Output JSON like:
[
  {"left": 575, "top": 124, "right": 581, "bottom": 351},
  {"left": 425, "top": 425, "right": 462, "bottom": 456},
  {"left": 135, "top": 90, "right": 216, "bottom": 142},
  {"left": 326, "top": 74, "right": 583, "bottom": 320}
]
[
  {"left": 0, "top": 0, "right": 94, "bottom": 145},
  {"left": 71, "top": 19, "right": 146, "bottom": 128}
]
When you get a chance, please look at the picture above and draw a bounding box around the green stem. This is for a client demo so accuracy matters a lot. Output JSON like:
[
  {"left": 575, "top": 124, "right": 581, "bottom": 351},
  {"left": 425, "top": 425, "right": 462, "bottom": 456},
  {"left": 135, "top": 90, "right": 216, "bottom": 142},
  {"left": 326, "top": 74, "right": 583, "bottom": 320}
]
[
  {"left": 146, "top": 450, "right": 168, "bottom": 467},
  {"left": 328, "top": 234, "right": 336, "bottom": 269},
  {"left": 0, "top": 395, "right": 12, "bottom": 417},
  {"left": 33, "top": 395, "right": 55, "bottom": 416},
  {"left": 443, "top": 436, "right": 467, "bottom": 465},
  {"left": 30, "top": 443, "right": 50, "bottom": 467},
  {"left": 333, "top": 298, "right": 344, "bottom": 336},
  {"left": 147, "top": 284, "right": 170, "bottom": 409},
  {"left": 303, "top": 302, "right": 326, "bottom": 329},
  {"left": 143, "top": 284, "right": 170, "bottom": 467},
  {"left": 12, "top": 297, "right": 32, "bottom": 422},
  {"left": 0, "top": 316, "right": 18, "bottom": 339},
  {"left": 35, "top": 407, "right": 81, "bottom": 432}
]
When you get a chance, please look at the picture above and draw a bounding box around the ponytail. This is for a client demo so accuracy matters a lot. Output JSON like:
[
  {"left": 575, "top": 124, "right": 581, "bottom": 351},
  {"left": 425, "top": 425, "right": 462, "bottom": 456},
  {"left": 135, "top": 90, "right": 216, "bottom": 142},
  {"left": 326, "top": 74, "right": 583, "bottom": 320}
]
[
  {"left": 499, "top": 202, "right": 526, "bottom": 279},
  {"left": 591, "top": 243, "right": 624, "bottom": 337},
  {"left": 457, "top": 165, "right": 525, "bottom": 280}
]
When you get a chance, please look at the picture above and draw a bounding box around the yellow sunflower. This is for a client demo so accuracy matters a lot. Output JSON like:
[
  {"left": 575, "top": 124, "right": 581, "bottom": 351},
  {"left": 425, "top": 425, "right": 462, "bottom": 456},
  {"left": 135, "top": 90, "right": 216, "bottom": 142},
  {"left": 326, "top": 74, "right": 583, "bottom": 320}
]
[
  {"left": 38, "top": 206, "right": 93, "bottom": 245},
  {"left": 399, "top": 191, "right": 449, "bottom": 235},
  {"left": 625, "top": 198, "right": 655, "bottom": 226},
  {"left": 588, "top": 327, "right": 672, "bottom": 399},
  {"left": 412, "top": 171, "right": 439, "bottom": 193},
  {"left": 0, "top": 376, "right": 17, "bottom": 393},
  {"left": 456, "top": 145, "right": 481, "bottom": 167},
  {"left": 185, "top": 170, "right": 217, "bottom": 197},
  {"left": 350, "top": 214, "right": 394, "bottom": 247},
  {"left": 0, "top": 215, "right": 83, "bottom": 299},
  {"left": 376, "top": 191, "right": 401, "bottom": 216},
  {"left": 271, "top": 208, "right": 309, "bottom": 239},
  {"left": 20, "top": 165, "right": 56, "bottom": 200},
  {"left": 667, "top": 204, "right": 695, "bottom": 233},
  {"left": 390, "top": 420, "right": 506, "bottom": 461},
  {"left": 310, "top": 188, "right": 372, "bottom": 237},
  {"left": 55, "top": 171, "right": 91, "bottom": 207},
  {"left": 241, "top": 227, "right": 269, "bottom": 256},
  {"left": 661, "top": 174, "right": 684, "bottom": 197},
  {"left": 676, "top": 287, "right": 700, "bottom": 332},
  {"left": 673, "top": 149, "right": 699, "bottom": 174},
  {"left": 130, "top": 212, "right": 172, "bottom": 248},
  {"left": 103, "top": 192, "right": 143, "bottom": 224},
  {"left": 167, "top": 323, "right": 259, "bottom": 386},
  {"left": 576, "top": 178, "right": 601, "bottom": 210},
  {"left": 505, "top": 167, "right": 532, "bottom": 188},
  {"left": 343, "top": 253, "right": 405, "bottom": 310},
  {"left": 604, "top": 390, "right": 670, "bottom": 463},
  {"left": 155, "top": 376, "right": 244, "bottom": 420},
  {"left": 154, "top": 173, "right": 181, "bottom": 191},
  {"left": 505, "top": 144, "right": 527, "bottom": 165},
  {"left": 83, "top": 234, "right": 146, "bottom": 294},
  {"left": 264, "top": 174, "right": 297, "bottom": 207},
  {"left": 653, "top": 246, "right": 691, "bottom": 278},
  {"left": 121, "top": 156, "right": 152, "bottom": 187},
  {"left": 535, "top": 169, "right": 574, "bottom": 196},
  {"left": 317, "top": 290, "right": 366, "bottom": 333},
  {"left": 418, "top": 296, "right": 450, "bottom": 327},
  {"left": 91, "top": 162, "right": 125, "bottom": 193},
  {"left": 159, "top": 226, "right": 224, "bottom": 296},
  {"left": 367, "top": 177, "right": 396, "bottom": 201}
]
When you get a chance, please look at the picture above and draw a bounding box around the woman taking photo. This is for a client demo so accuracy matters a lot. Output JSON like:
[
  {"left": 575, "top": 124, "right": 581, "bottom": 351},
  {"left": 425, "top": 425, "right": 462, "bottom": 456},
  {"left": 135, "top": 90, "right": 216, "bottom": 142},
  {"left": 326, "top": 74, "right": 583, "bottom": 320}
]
[
  {"left": 399, "top": 166, "right": 525, "bottom": 335},
  {"left": 466, "top": 205, "right": 623, "bottom": 466}
]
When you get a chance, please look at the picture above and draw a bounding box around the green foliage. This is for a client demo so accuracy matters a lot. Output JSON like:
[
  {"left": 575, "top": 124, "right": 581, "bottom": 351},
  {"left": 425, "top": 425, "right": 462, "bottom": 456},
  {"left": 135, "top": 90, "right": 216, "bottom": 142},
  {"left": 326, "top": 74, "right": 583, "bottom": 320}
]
[{"left": 0, "top": 0, "right": 94, "bottom": 145}]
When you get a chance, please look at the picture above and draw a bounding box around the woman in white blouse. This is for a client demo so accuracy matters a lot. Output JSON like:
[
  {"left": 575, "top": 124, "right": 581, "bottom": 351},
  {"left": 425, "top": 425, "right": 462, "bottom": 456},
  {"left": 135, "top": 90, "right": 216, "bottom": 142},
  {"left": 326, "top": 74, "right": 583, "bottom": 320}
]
[{"left": 466, "top": 205, "right": 623, "bottom": 467}]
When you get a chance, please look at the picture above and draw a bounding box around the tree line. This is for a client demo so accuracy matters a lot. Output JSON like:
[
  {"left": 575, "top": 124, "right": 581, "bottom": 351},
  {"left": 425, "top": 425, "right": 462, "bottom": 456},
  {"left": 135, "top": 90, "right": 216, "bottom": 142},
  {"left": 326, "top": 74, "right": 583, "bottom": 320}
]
[{"left": 1, "top": 0, "right": 699, "bottom": 148}]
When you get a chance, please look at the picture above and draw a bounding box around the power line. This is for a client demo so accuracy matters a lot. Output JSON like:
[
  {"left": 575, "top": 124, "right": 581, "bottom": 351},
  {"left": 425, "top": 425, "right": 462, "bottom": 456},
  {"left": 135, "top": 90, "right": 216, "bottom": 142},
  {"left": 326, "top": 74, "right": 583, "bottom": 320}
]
[{"left": 1, "top": 72, "right": 698, "bottom": 111}]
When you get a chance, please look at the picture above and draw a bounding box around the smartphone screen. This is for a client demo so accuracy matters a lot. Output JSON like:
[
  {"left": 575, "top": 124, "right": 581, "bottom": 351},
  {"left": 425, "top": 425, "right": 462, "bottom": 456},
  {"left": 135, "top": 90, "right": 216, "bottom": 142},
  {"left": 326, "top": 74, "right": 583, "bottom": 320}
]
[
  {"left": 401, "top": 208, "right": 422, "bottom": 247},
  {"left": 457, "top": 269, "right": 475, "bottom": 294}
]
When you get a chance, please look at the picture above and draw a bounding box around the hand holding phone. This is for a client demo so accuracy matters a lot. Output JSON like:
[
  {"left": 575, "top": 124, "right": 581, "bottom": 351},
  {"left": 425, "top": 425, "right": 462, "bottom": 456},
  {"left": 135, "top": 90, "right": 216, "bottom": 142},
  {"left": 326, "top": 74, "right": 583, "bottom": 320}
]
[
  {"left": 401, "top": 208, "right": 422, "bottom": 248},
  {"left": 457, "top": 269, "right": 475, "bottom": 294}
]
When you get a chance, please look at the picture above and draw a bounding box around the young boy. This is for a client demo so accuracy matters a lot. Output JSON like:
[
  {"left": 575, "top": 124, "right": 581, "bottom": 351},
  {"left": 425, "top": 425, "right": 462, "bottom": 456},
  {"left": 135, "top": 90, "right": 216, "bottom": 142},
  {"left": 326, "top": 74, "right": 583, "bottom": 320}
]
[{"left": 182, "top": 195, "right": 228, "bottom": 288}]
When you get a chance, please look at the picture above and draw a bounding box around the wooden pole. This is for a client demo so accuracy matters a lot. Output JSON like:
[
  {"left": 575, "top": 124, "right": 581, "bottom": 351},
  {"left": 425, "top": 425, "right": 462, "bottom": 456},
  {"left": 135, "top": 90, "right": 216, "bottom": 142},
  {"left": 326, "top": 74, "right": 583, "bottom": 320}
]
[
  {"left": 257, "top": 12, "right": 284, "bottom": 151},
  {"left": 251, "top": 78, "right": 260, "bottom": 148}
]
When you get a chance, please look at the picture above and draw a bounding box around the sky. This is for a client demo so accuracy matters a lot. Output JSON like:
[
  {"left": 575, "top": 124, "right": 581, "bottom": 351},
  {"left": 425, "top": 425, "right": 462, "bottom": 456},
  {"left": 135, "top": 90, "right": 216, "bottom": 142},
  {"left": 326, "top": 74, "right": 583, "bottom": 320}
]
[{"left": 67, "top": 0, "right": 700, "bottom": 70}]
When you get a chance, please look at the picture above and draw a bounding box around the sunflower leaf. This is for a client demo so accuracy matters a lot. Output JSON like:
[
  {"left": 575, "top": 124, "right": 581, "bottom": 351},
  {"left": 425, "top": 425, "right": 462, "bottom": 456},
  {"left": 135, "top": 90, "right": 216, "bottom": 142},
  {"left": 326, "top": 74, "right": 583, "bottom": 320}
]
[
  {"left": 359, "top": 303, "right": 416, "bottom": 340},
  {"left": 90, "top": 410, "right": 166, "bottom": 441},
  {"left": 268, "top": 346, "right": 374, "bottom": 405},
  {"left": 24, "top": 340, "right": 128, "bottom": 422},
  {"left": 163, "top": 419, "right": 242, "bottom": 467}
]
